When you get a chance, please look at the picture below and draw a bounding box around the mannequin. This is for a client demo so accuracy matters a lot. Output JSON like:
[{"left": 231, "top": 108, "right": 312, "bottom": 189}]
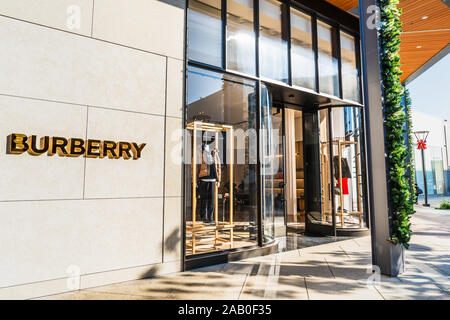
[
  {"left": 198, "top": 133, "right": 221, "bottom": 225},
  {"left": 333, "top": 154, "right": 351, "bottom": 215}
]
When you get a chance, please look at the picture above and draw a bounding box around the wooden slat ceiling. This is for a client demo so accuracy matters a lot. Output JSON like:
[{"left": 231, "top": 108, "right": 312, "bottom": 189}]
[{"left": 325, "top": 0, "right": 450, "bottom": 82}]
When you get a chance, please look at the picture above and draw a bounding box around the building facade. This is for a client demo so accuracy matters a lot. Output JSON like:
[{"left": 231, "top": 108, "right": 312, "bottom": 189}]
[{"left": 0, "top": 0, "right": 370, "bottom": 299}]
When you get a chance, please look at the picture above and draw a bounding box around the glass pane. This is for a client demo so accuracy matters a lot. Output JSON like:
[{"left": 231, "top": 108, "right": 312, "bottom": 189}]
[
  {"left": 290, "top": 8, "right": 315, "bottom": 90},
  {"left": 259, "top": 0, "right": 288, "bottom": 83},
  {"left": 303, "top": 110, "right": 327, "bottom": 230},
  {"left": 272, "top": 107, "right": 285, "bottom": 229},
  {"left": 318, "top": 109, "right": 332, "bottom": 225},
  {"left": 340, "top": 32, "right": 361, "bottom": 102},
  {"left": 226, "top": 0, "right": 256, "bottom": 75},
  {"left": 260, "top": 85, "right": 274, "bottom": 242},
  {"left": 430, "top": 146, "right": 445, "bottom": 194},
  {"left": 260, "top": 96, "right": 285, "bottom": 240},
  {"left": 185, "top": 66, "right": 258, "bottom": 255},
  {"left": 414, "top": 147, "right": 440, "bottom": 196},
  {"left": 188, "top": 0, "right": 222, "bottom": 67},
  {"left": 331, "top": 107, "right": 366, "bottom": 228},
  {"left": 285, "top": 109, "right": 305, "bottom": 234},
  {"left": 317, "top": 20, "right": 339, "bottom": 97}
]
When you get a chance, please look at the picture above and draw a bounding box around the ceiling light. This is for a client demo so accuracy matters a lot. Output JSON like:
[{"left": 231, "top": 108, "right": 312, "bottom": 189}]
[
  {"left": 422, "top": 16, "right": 428, "bottom": 20},
  {"left": 416, "top": 45, "right": 422, "bottom": 48}
]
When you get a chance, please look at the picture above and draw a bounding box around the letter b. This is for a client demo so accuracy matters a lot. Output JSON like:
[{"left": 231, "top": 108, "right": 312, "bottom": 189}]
[
  {"left": 68, "top": 138, "right": 85, "bottom": 157},
  {"left": 6, "top": 134, "right": 29, "bottom": 154}
]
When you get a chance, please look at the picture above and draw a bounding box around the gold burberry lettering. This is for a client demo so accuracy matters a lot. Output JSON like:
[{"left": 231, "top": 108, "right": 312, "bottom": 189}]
[{"left": 6, "top": 133, "right": 147, "bottom": 160}]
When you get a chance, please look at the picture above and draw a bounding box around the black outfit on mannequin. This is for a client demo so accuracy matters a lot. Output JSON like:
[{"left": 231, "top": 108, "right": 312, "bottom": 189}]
[
  {"left": 198, "top": 179, "right": 215, "bottom": 223},
  {"left": 197, "top": 137, "right": 221, "bottom": 224},
  {"left": 333, "top": 156, "right": 352, "bottom": 179}
]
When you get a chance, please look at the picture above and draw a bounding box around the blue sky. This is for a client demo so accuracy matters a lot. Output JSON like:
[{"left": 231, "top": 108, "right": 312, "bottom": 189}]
[{"left": 406, "top": 53, "right": 450, "bottom": 120}]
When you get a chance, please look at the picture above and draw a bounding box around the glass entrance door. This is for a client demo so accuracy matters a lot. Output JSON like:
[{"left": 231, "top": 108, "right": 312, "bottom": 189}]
[
  {"left": 284, "top": 108, "right": 305, "bottom": 234},
  {"left": 261, "top": 94, "right": 307, "bottom": 239},
  {"left": 272, "top": 105, "right": 286, "bottom": 237}
]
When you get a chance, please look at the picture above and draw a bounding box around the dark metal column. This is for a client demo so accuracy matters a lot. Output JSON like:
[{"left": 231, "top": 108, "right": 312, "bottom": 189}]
[{"left": 359, "top": 0, "right": 404, "bottom": 276}]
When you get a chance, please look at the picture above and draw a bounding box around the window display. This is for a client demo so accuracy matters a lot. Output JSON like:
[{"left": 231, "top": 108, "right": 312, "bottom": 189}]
[
  {"left": 185, "top": 67, "right": 258, "bottom": 255},
  {"left": 186, "top": 122, "right": 235, "bottom": 254},
  {"left": 332, "top": 140, "right": 363, "bottom": 228},
  {"left": 315, "top": 107, "right": 366, "bottom": 229},
  {"left": 330, "top": 107, "right": 366, "bottom": 228},
  {"left": 185, "top": 1, "right": 368, "bottom": 258}
]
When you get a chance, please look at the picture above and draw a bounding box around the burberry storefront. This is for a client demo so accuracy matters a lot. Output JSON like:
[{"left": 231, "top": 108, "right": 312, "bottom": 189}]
[
  {"left": 0, "top": 0, "right": 371, "bottom": 299},
  {"left": 183, "top": 0, "right": 369, "bottom": 267}
]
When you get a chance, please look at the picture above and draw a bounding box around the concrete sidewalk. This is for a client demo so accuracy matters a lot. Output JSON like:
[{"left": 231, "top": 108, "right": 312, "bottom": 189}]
[{"left": 38, "top": 206, "right": 450, "bottom": 300}]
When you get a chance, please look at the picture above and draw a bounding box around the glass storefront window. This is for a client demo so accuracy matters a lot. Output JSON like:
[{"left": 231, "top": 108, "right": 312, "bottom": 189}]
[
  {"left": 259, "top": 0, "right": 289, "bottom": 83},
  {"left": 290, "top": 8, "right": 315, "bottom": 90},
  {"left": 415, "top": 146, "right": 446, "bottom": 195},
  {"left": 309, "top": 107, "right": 367, "bottom": 230},
  {"left": 188, "top": 0, "right": 222, "bottom": 67},
  {"left": 260, "top": 85, "right": 286, "bottom": 242},
  {"left": 226, "top": 0, "right": 256, "bottom": 75},
  {"left": 185, "top": 66, "right": 258, "bottom": 255},
  {"left": 330, "top": 107, "right": 366, "bottom": 228},
  {"left": 185, "top": 4, "right": 368, "bottom": 252},
  {"left": 340, "top": 31, "right": 361, "bottom": 102},
  {"left": 317, "top": 20, "right": 339, "bottom": 97},
  {"left": 284, "top": 108, "right": 305, "bottom": 233}
]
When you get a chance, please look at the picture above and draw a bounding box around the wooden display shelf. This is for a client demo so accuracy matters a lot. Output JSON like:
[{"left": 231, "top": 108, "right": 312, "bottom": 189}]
[
  {"left": 186, "top": 222, "right": 234, "bottom": 232},
  {"left": 320, "top": 140, "right": 364, "bottom": 228},
  {"left": 187, "top": 121, "right": 235, "bottom": 255}
]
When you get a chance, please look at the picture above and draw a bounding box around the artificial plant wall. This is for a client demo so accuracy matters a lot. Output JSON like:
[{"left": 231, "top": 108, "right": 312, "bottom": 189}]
[
  {"left": 378, "top": 0, "right": 415, "bottom": 248},
  {"left": 404, "top": 89, "right": 416, "bottom": 205}
]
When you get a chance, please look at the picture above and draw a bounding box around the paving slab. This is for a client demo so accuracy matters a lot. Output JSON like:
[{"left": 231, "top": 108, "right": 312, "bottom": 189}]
[
  {"left": 39, "top": 205, "right": 450, "bottom": 300},
  {"left": 305, "top": 277, "right": 383, "bottom": 300}
]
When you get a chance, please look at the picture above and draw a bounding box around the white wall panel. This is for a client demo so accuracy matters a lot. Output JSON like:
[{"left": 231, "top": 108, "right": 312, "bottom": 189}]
[
  {"left": 84, "top": 108, "right": 165, "bottom": 199},
  {"left": 0, "top": 198, "right": 163, "bottom": 288},
  {"left": 0, "top": 95, "right": 86, "bottom": 201},
  {"left": 93, "top": 0, "right": 184, "bottom": 59},
  {"left": 0, "top": 16, "right": 166, "bottom": 115},
  {"left": 0, "top": 0, "right": 93, "bottom": 36}
]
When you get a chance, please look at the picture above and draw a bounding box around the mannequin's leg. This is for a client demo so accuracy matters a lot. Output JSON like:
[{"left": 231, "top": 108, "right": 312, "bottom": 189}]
[
  {"left": 199, "top": 181, "right": 208, "bottom": 223},
  {"left": 206, "top": 182, "right": 214, "bottom": 222},
  {"left": 209, "top": 182, "right": 215, "bottom": 223}
]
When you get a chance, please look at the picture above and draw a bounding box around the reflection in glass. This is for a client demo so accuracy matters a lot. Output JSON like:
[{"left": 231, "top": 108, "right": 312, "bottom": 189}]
[
  {"left": 430, "top": 147, "right": 445, "bottom": 195},
  {"left": 259, "top": 0, "right": 288, "bottom": 83},
  {"left": 303, "top": 110, "right": 324, "bottom": 230},
  {"left": 272, "top": 108, "right": 285, "bottom": 230},
  {"left": 260, "top": 85, "right": 275, "bottom": 242},
  {"left": 331, "top": 107, "right": 366, "bottom": 228},
  {"left": 188, "top": 0, "right": 222, "bottom": 67},
  {"left": 319, "top": 109, "right": 332, "bottom": 225},
  {"left": 317, "top": 20, "right": 339, "bottom": 97},
  {"left": 291, "top": 8, "right": 315, "bottom": 89},
  {"left": 185, "top": 66, "right": 258, "bottom": 255},
  {"left": 340, "top": 32, "right": 361, "bottom": 102},
  {"left": 227, "top": 0, "right": 256, "bottom": 75},
  {"left": 260, "top": 87, "right": 286, "bottom": 242},
  {"left": 285, "top": 109, "right": 305, "bottom": 234},
  {"left": 415, "top": 146, "right": 446, "bottom": 195}
]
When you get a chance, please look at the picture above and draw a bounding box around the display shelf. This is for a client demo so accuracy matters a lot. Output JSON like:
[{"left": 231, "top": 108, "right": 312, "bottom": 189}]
[{"left": 187, "top": 121, "right": 235, "bottom": 254}]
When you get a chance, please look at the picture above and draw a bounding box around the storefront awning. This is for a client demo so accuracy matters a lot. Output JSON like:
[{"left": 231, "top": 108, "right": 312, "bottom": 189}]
[{"left": 264, "top": 81, "right": 363, "bottom": 110}]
